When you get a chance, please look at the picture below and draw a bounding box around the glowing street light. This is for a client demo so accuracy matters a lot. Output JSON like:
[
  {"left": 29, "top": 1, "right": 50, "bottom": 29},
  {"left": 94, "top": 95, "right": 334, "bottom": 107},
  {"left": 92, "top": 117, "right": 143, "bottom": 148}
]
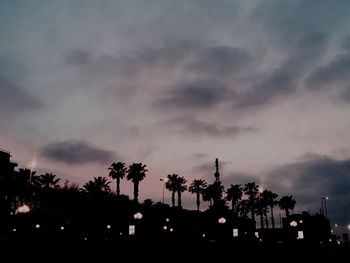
[
  {"left": 218, "top": 217, "right": 226, "bottom": 224},
  {"left": 16, "top": 204, "right": 30, "bottom": 214},
  {"left": 133, "top": 212, "right": 143, "bottom": 220},
  {"left": 35, "top": 224, "right": 40, "bottom": 229},
  {"left": 106, "top": 224, "right": 111, "bottom": 229},
  {"left": 290, "top": 220, "right": 298, "bottom": 227}
]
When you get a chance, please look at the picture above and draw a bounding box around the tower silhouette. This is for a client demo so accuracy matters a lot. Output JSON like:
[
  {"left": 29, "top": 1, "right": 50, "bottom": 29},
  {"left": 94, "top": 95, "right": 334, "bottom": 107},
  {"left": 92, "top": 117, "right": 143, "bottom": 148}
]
[{"left": 214, "top": 158, "right": 220, "bottom": 182}]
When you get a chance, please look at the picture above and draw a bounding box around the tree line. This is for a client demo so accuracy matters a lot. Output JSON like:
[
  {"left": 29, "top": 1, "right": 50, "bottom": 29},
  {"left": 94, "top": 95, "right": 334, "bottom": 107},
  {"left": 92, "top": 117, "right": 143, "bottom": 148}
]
[{"left": 2, "top": 160, "right": 296, "bottom": 229}]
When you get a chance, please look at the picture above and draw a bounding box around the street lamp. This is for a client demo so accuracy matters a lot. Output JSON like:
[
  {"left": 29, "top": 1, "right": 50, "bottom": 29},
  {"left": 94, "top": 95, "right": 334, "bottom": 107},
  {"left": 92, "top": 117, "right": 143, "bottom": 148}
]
[{"left": 160, "top": 178, "right": 168, "bottom": 204}]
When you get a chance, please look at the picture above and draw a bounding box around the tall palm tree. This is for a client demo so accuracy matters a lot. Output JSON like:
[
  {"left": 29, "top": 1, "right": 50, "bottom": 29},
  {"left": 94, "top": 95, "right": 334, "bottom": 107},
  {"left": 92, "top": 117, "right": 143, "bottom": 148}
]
[
  {"left": 83, "top": 177, "right": 111, "bottom": 194},
  {"left": 203, "top": 181, "right": 224, "bottom": 208},
  {"left": 279, "top": 195, "right": 296, "bottom": 217},
  {"left": 175, "top": 176, "right": 187, "bottom": 208},
  {"left": 237, "top": 199, "right": 249, "bottom": 218},
  {"left": 189, "top": 179, "right": 207, "bottom": 211},
  {"left": 226, "top": 184, "right": 243, "bottom": 216},
  {"left": 244, "top": 182, "right": 259, "bottom": 222},
  {"left": 256, "top": 196, "right": 265, "bottom": 229},
  {"left": 165, "top": 174, "right": 178, "bottom": 207},
  {"left": 108, "top": 162, "right": 126, "bottom": 196},
  {"left": 126, "top": 163, "right": 148, "bottom": 203},
  {"left": 265, "top": 190, "right": 279, "bottom": 228},
  {"left": 38, "top": 173, "right": 60, "bottom": 189}
]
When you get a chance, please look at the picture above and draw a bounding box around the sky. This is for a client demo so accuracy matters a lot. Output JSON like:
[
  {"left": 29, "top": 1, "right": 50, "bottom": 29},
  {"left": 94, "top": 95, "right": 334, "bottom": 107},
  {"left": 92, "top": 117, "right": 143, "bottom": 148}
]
[{"left": 1, "top": 0, "right": 350, "bottom": 234}]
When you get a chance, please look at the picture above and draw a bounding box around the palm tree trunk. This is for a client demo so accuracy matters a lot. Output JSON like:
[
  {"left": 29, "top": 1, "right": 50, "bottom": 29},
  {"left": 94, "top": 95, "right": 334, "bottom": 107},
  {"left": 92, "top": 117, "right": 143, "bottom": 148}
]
[
  {"left": 260, "top": 213, "right": 264, "bottom": 229},
  {"left": 133, "top": 181, "right": 139, "bottom": 202},
  {"left": 116, "top": 177, "right": 120, "bottom": 196},
  {"left": 264, "top": 208, "right": 269, "bottom": 229},
  {"left": 196, "top": 192, "right": 200, "bottom": 211},
  {"left": 177, "top": 191, "right": 182, "bottom": 208},
  {"left": 270, "top": 206, "right": 275, "bottom": 228},
  {"left": 286, "top": 209, "right": 290, "bottom": 217},
  {"left": 171, "top": 191, "right": 175, "bottom": 207}
]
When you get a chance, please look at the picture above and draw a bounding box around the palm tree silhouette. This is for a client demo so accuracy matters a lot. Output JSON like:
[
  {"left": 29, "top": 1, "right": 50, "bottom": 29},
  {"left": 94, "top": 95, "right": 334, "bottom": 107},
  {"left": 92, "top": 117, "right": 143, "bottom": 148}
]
[
  {"left": 165, "top": 174, "right": 179, "bottom": 207},
  {"left": 226, "top": 184, "right": 243, "bottom": 216},
  {"left": 108, "top": 162, "right": 126, "bottom": 196},
  {"left": 175, "top": 176, "right": 187, "bottom": 208},
  {"left": 279, "top": 195, "right": 296, "bottom": 217},
  {"left": 127, "top": 163, "right": 148, "bottom": 203},
  {"left": 189, "top": 179, "right": 207, "bottom": 211},
  {"left": 38, "top": 173, "right": 60, "bottom": 189},
  {"left": 83, "top": 176, "right": 111, "bottom": 194},
  {"left": 264, "top": 190, "right": 279, "bottom": 228},
  {"left": 203, "top": 181, "right": 224, "bottom": 208},
  {"left": 244, "top": 182, "right": 259, "bottom": 222}
]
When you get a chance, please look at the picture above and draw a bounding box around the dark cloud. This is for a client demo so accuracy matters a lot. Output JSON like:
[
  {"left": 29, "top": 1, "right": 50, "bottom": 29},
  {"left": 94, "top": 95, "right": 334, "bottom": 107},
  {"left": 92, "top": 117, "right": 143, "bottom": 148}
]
[
  {"left": 40, "top": 140, "right": 116, "bottom": 165},
  {"left": 0, "top": 74, "right": 43, "bottom": 115},
  {"left": 305, "top": 55, "right": 350, "bottom": 91},
  {"left": 188, "top": 46, "right": 251, "bottom": 76},
  {"left": 156, "top": 80, "right": 230, "bottom": 109},
  {"left": 233, "top": 67, "right": 298, "bottom": 109},
  {"left": 265, "top": 153, "right": 350, "bottom": 227},
  {"left": 65, "top": 39, "right": 198, "bottom": 76},
  {"left": 162, "top": 116, "right": 257, "bottom": 137}
]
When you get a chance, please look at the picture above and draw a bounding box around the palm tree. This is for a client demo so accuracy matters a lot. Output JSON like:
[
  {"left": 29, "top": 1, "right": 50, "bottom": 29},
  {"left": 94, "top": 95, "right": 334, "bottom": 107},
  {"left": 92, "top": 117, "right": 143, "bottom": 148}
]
[
  {"left": 189, "top": 179, "right": 207, "bottom": 211},
  {"left": 279, "top": 195, "right": 296, "bottom": 217},
  {"left": 108, "top": 162, "right": 126, "bottom": 196},
  {"left": 265, "top": 190, "right": 279, "bottom": 228},
  {"left": 38, "top": 173, "right": 60, "bottom": 189},
  {"left": 244, "top": 182, "right": 259, "bottom": 222},
  {"left": 83, "top": 177, "right": 111, "bottom": 194},
  {"left": 175, "top": 176, "right": 187, "bottom": 208},
  {"left": 237, "top": 199, "right": 249, "bottom": 218},
  {"left": 126, "top": 163, "right": 148, "bottom": 203},
  {"left": 203, "top": 181, "right": 224, "bottom": 208},
  {"left": 226, "top": 184, "right": 243, "bottom": 216},
  {"left": 165, "top": 174, "right": 179, "bottom": 207}
]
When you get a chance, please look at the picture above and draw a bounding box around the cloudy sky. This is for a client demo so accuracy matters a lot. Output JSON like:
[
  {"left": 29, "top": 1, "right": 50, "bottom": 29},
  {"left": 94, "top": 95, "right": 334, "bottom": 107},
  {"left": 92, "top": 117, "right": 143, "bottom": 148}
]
[{"left": 1, "top": 0, "right": 350, "bottom": 232}]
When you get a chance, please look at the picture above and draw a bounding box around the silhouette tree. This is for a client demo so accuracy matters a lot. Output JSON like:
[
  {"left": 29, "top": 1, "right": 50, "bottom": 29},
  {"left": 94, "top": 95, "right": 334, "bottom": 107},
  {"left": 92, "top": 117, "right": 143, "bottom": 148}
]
[
  {"left": 244, "top": 182, "right": 259, "bottom": 222},
  {"left": 108, "top": 162, "right": 126, "bottom": 196},
  {"left": 279, "top": 195, "right": 296, "bottom": 217},
  {"left": 204, "top": 181, "right": 224, "bottom": 208},
  {"left": 175, "top": 176, "right": 187, "bottom": 208},
  {"left": 189, "top": 179, "right": 207, "bottom": 211},
  {"left": 237, "top": 199, "right": 249, "bottom": 218},
  {"left": 226, "top": 184, "right": 243, "bottom": 216},
  {"left": 264, "top": 190, "right": 279, "bottom": 228},
  {"left": 38, "top": 173, "right": 60, "bottom": 189},
  {"left": 83, "top": 177, "right": 111, "bottom": 194},
  {"left": 11, "top": 168, "right": 36, "bottom": 211},
  {"left": 127, "top": 163, "right": 148, "bottom": 203},
  {"left": 165, "top": 174, "right": 178, "bottom": 207},
  {"left": 256, "top": 195, "right": 265, "bottom": 229}
]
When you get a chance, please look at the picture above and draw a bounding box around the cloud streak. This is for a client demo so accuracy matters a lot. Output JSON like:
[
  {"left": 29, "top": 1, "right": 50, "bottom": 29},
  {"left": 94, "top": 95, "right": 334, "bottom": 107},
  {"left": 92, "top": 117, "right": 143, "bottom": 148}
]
[
  {"left": 40, "top": 140, "right": 116, "bottom": 165},
  {"left": 161, "top": 116, "right": 257, "bottom": 138}
]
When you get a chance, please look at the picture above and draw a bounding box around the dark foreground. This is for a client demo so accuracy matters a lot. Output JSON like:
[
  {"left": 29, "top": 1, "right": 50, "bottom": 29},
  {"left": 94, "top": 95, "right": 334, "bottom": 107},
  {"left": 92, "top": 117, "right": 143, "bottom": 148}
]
[{"left": 1, "top": 237, "right": 349, "bottom": 262}]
